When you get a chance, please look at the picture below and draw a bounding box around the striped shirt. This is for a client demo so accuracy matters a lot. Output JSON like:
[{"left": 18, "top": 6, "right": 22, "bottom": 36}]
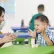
[{"left": 36, "top": 27, "right": 54, "bottom": 46}]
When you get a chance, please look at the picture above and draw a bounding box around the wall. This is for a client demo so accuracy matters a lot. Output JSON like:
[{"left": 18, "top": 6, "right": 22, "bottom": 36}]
[{"left": 1, "top": 0, "right": 54, "bottom": 33}]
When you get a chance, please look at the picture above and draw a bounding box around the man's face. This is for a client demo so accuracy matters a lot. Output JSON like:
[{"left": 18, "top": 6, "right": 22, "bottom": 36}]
[
  {"left": 34, "top": 19, "right": 46, "bottom": 33},
  {"left": 0, "top": 12, "right": 4, "bottom": 23}
]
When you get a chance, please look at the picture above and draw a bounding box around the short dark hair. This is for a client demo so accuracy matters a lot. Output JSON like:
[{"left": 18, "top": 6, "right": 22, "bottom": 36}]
[
  {"left": 0, "top": 6, "right": 5, "bottom": 16},
  {"left": 38, "top": 4, "right": 44, "bottom": 9},
  {"left": 35, "top": 15, "right": 49, "bottom": 24}
]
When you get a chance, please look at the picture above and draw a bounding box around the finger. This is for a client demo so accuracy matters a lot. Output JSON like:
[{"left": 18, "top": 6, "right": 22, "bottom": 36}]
[
  {"left": 34, "top": 29, "right": 36, "bottom": 33},
  {"left": 29, "top": 29, "right": 33, "bottom": 33},
  {"left": 5, "top": 33, "right": 11, "bottom": 36},
  {"left": 10, "top": 34, "right": 16, "bottom": 39}
]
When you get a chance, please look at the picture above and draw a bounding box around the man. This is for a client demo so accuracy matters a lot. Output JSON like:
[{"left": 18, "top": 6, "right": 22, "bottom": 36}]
[{"left": 29, "top": 4, "right": 44, "bottom": 31}]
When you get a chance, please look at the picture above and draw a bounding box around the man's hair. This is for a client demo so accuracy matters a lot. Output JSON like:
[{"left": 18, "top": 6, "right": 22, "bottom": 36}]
[
  {"left": 35, "top": 15, "right": 49, "bottom": 24},
  {"left": 38, "top": 4, "right": 44, "bottom": 9},
  {"left": 0, "top": 6, "right": 5, "bottom": 16}
]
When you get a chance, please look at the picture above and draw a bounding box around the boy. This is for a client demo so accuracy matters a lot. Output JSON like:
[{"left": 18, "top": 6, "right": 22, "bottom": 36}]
[
  {"left": 0, "top": 6, "right": 16, "bottom": 47},
  {"left": 29, "top": 15, "right": 54, "bottom": 46},
  {"left": 29, "top": 4, "right": 44, "bottom": 31}
]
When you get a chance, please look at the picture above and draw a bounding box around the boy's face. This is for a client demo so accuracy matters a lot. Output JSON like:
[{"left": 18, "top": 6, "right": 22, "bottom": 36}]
[
  {"left": 34, "top": 19, "right": 47, "bottom": 33},
  {"left": 0, "top": 12, "right": 4, "bottom": 23}
]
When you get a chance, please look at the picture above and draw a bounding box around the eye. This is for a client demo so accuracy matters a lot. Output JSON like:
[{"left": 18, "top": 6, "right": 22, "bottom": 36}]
[
  {"left": 34, "top": 24, "right": 39, "bottom": 27},
  {"left": 2, "top": 15, "right": 4, "bottom": 18},
  {"left": 36, "top": 24, "right": 39, "bottom": 26}
]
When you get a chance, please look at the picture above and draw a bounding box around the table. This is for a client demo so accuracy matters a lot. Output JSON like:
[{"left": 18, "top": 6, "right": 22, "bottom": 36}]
[{"left": 0, "top": 45, "right": 54, "bottom": 54}]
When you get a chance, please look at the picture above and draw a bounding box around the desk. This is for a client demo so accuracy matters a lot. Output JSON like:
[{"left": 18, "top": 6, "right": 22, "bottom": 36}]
[{"left": 0, "top": 45, "right": 54, "bottom": 54}]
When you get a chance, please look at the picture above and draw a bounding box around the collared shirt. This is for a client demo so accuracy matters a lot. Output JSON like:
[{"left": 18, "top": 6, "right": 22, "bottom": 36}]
[{"left": 36, "top": 27, "right": 54, "bottom": 46}]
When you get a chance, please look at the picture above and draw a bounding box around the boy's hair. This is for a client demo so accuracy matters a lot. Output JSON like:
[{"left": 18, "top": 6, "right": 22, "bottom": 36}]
[
  {"left": 0, "top": 6, "right": 5, "bottom": 16},
  {"left": 38, "top": 4, "right": 44, "bottom": 9},
  {"left": 35, "top": 15, "right": 49, "bottom": 24}
]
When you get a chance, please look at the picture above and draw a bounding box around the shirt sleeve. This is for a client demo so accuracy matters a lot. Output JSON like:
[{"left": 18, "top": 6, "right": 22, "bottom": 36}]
[
  {"left": 47, "top": 31, "right": 54, "bottom": 43},
  {"left": 30, "top": 15, "right": 35, "bottom": 23}
]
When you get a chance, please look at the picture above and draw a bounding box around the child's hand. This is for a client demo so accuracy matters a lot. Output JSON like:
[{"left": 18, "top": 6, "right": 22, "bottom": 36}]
[
  {"left": 2, "top": 33, "right": 16, "bottom": 43},
  {"left": 41, "top": 28, "right": 46, "bottom": 37},
  {"left": 29, "top": 29, "right": 36, "bottom": 38}
]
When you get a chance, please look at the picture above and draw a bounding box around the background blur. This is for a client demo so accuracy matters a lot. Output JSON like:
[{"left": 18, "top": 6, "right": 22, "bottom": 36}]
[{"left": 0, "top": 0, "right": 54, "bottom": 33}]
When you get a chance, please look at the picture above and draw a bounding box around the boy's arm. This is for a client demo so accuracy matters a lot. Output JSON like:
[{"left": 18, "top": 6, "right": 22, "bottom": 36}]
[
  {"left": 29, "top": 29, "right": 36, "bottom": 39},
  {"left": 41, "top": 32, "right": 53, "bottom": 46},
  {"left": 43, "top": 34, "right": 53, "bottom": 46}
]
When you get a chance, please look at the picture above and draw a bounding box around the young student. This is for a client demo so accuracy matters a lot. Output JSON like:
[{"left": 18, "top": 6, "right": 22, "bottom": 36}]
[
  {"left": 29, "top": 4, "right": 44, "bottom": 31},
  {"left": 0, "top": 6, "right": 16, "bottom": 47},
  {"left": 29, "top": 4, "right": 45, "bottom": 45},
  {"left": 29, "top": 15, "right": 54, "bottom": 46}
]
